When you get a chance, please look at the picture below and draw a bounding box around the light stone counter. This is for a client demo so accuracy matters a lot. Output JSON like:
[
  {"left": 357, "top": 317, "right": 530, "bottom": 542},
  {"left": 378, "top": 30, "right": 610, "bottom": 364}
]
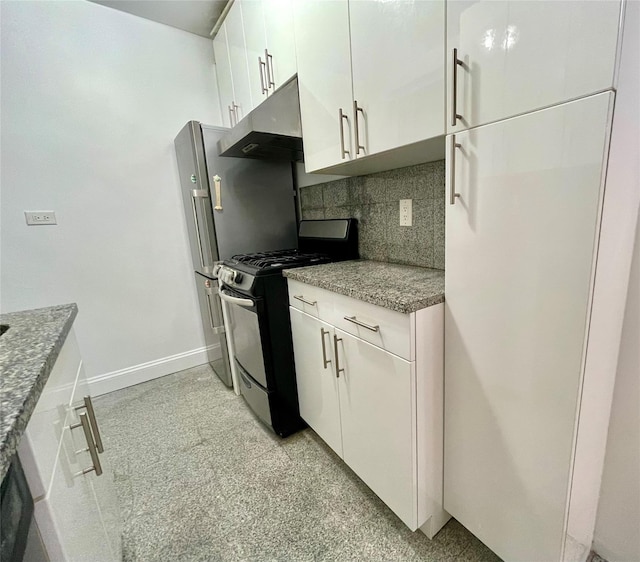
[
  {"left": 0, "top": 303, "right": 78, "bottom": 480},
  {"left": 284, "top": 260, "right": 444, "bottom": 314}
]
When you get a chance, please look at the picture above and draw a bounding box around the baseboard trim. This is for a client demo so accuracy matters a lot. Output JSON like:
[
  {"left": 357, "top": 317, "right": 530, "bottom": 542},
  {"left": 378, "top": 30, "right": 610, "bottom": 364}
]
[{"left": 88, "top": 344, "right": 221, "bottom": 396}]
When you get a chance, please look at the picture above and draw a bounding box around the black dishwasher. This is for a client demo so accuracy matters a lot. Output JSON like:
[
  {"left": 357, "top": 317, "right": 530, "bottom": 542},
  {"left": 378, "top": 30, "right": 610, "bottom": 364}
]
[{"left": 1, "top": 456, "right": 37, "bottom": 561}]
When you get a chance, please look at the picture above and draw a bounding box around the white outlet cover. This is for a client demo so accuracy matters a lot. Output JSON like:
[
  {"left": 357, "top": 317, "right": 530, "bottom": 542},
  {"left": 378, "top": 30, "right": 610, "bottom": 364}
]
[
  {"left": 25, "top": 211, "right": 57, "bottom": 225},
  {"left": 399, "top": 199, "right": 412, "bottom": 226}
]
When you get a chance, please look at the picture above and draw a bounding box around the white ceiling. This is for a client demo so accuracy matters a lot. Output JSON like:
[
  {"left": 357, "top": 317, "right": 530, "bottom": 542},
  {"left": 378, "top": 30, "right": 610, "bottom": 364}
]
[{"left": 89, "top": 0, "right": 229, "bottom": 38}]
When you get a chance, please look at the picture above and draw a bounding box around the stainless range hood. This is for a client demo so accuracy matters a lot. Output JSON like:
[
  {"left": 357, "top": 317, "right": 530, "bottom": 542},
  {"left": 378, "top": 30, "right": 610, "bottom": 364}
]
[{"left": 217, "top": 76, "right": 303, "bottom": 161}]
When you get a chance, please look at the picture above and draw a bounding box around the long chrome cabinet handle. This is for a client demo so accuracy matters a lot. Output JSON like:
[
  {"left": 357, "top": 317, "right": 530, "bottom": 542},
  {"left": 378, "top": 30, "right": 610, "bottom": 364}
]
[
  {"left": 449, "top": 135, "right": 461, "bottom": 205},
  {"left": 75, "top": 413, "right": 103, "bottom": 477},
  {"left": 320, "top": 328, "right": 331, "bottom": 369},
  {"left": 265, "top": 49, "right": 275, "bottom": 88},
  {"left": 293, "top": 295, "right": 317, "bottom": 306},
  {"left": 451, "top": 48, "right": 464, "bottom": 127},
  {"left": 339, "top": 108, "right": 350, "bottom": 160},
  {"left": 259, "top": 57, "right": 268, "bottom": 95},
  {"left": 228, "top": 105, "right": 235, "bottom": 126},
  {"left": 344, "top": 316, "right": 379, "bottom": 332},
  {"left": 333, "top": 334, "right": 344, "bottom": 378},
  {"left": 74, "top": 396, "right": 104, "bottom": 453},
  {"left": 353, "top": 100, "right": 365, "bottom": 156}
]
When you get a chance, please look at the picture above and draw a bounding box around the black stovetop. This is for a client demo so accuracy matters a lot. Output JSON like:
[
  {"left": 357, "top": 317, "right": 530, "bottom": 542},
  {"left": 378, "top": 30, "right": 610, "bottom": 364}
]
[{"left": 225, "top": 249, "right": 330, "bottom": 276}]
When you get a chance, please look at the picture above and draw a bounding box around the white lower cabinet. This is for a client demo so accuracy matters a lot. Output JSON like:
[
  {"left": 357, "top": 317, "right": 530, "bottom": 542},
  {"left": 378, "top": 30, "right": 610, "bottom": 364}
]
[
  {"left": 18, "top": 327, "right": 120, "bottom": 562},
  {"left": 336, "top": 329, "right": 415, "bottom": 528},
  {"left": 289, "top": 281, "right": 448, "bottom": 535},
  {"left": 290, "top": 308, "right": 343, "bottom": 458}
]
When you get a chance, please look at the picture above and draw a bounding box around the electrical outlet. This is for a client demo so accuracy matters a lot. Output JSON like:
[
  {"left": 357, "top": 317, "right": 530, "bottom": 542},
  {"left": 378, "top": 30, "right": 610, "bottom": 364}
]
[
  {"left": 25, "top": 211, "right": 57, "bottom": 225},
  {"left": 399, "top": 199, "right": 412, "bottom": 226}
]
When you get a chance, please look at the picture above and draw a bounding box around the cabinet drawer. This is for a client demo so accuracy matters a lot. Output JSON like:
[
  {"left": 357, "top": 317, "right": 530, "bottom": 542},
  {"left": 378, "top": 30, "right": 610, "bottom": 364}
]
[
  {"left": 288, "top": 279, "right": 413, "bottom": 360},
  {"left": 19, "top": 329, "right": 82, "bottom": 499},
  {"left": 332, "top": 292, "right": 412, "bottom": 361},
  {"left": 287, "top": 279, "right": 333, "bottom": 319}
]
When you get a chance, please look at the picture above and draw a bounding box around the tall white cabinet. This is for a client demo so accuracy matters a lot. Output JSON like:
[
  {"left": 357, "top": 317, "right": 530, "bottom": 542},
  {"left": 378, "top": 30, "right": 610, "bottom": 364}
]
[{"left": 444, "top": 89, "right": 618, "bottom": 560}]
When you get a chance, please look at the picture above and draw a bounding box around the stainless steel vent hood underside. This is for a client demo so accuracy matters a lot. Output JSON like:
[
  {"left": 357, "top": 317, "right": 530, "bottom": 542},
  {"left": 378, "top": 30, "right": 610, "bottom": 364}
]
[{"left": 217, "top": 76, "right": 303, "bottom": 161}]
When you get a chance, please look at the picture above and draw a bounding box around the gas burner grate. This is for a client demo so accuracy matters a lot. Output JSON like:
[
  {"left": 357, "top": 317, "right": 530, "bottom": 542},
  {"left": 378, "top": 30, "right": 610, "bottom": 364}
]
[{"left": 231, "top": 250, "right": 328, "bottom": 270}]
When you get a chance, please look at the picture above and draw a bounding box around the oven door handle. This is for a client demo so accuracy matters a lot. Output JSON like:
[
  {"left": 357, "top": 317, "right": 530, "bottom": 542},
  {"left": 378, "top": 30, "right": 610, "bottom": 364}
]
[{"left": 218, "top": 288, "right": 255, "bottom": 308}]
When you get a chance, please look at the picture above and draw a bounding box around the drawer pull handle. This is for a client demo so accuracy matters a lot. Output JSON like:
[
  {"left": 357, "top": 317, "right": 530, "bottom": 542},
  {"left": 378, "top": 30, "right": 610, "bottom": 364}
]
[
  {"left": 74, "top": 413, "right": 103, "bottom": 477},
  {"left": 293, "top": 295, "right": 317, "bottom": 306},
  {"left": 320, "top": 328, "right": 331, "bottom": 369},
  {"left": 333, "top": 334, "right": 344, "bottom": 378},
  {"left": 74, "top": 396, "right": 104, "bottom": 453},
  {"left": 451, "top": 47, "right": 464, "bottom": 127},
  {"left": 344, "top": 316, "right": 379, "bottom": 332}
]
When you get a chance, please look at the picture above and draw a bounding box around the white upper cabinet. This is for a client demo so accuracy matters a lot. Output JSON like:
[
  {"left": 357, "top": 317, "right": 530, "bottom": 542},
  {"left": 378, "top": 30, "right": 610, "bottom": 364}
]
[
  {"left": 262, "top": 0, "right": 297, "bottom": 89},
  {"left": 225, "top": 1, "right": 253, "bottom": 122},
  {"left": 295, "top": 0, "right": 445, "bottom": 173},
  {"left": 350, "top": 0, "right": 444, "bottom": 157},
  {"left": 240, "top": 0, "right": 297, "bottom": 99},
  {"left": 213, "top": 24, "right": 236, "bottom": 127},
  {"left": 241, "top": 0, "right": 269, "bottom": 104},
  {"left": 294, "top": 0, "right": 354, "bottom": 172},
  {"left": 447, "top": 0, "right": 622, "bottom": 133}
]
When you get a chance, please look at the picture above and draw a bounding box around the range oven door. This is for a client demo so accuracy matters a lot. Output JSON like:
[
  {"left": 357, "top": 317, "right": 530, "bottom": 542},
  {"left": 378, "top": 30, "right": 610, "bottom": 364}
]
[{"left": 218, "top": 286, "right": 268, "bottom": 389}]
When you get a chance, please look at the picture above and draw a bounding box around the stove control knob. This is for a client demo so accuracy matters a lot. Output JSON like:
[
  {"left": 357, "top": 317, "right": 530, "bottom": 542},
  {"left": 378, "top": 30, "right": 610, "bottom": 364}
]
[{"left": 234, "top": 272, "right": 243, "bottom": 284}]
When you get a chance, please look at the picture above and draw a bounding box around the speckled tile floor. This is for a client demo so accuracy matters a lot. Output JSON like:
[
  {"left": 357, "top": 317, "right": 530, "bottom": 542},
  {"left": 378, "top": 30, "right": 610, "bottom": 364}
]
[{"left": 93, "top": 364, "right": 501, "bottom": 562}]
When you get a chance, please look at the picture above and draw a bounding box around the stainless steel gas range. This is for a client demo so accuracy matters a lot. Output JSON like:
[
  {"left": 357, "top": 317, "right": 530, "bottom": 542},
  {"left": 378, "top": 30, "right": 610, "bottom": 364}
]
[{"left": 217, "top": 219, "right": 358, "bottom": 437}]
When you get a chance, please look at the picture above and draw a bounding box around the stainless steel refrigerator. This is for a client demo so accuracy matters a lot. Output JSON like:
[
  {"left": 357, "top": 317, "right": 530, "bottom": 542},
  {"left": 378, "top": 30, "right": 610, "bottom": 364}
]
[{"left": 174, "top": 121, "right": 298, "bottom": 387}]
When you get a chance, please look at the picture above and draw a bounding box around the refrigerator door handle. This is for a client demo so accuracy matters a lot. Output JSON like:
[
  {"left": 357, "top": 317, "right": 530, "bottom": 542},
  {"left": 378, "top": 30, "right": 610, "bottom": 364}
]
[
  {"left": 205, "top": 293, "right": 226, "bottom": 334},
  {"left": 213, "top": 175, "right": 222, "bottom": 210},
  {"left": 190, "top": 195, "right": 207, "bottom": 271},
  {"left": 203, "top": 278, "right": 226, "bottom": 334},
  {"left": 190, "top": 189, "right": 214, "bottom": 274}
]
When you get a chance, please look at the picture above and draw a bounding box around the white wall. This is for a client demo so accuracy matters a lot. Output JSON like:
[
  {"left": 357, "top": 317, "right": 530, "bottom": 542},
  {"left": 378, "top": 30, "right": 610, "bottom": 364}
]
[
  {"left": 592, "top": 1, "right": 640, "bottom": 560},
  {"left": 0, "top": 0, "right": 223, "bottom": 391}
]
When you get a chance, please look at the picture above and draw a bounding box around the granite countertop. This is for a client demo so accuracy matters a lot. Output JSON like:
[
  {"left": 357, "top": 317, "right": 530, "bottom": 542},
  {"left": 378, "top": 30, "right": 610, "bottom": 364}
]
[
  {"left": 0, "top": 303, "right": 78, "bottom": 481},
  {"left": 283, "top": 260, "right": 444, "bottom": 314}
]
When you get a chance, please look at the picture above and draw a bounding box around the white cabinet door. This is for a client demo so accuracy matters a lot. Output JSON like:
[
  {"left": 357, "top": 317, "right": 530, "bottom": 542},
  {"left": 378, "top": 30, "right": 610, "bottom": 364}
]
[
  {"left": 226, "top": 1, "right": 253, "bottom": 120},
  {"left": 37, "top": 425, "right": 114, "bottom": 562},
  {"left": 336, "top": 328, "right": 417, "bottom": 530},
  {"left": 213, "top": 24, "right": 236, "bottom": 127},
  {"left": 263, "top": 0, "right": 296, "bottom": 90},
  {"left": 241, "top": 0, "right": 269, "bottom": 105},
  {"left": 294, "top": 0, "right": 354, "bottom": 172},
  {"left": 447, "top": 0, "right": 622, "bottom": 133},
  {"left": 290, "top": 307, "right": 343, "bottom": 458},
  {"left": 18, "top": 330, "right": 81, "bottom": 500},
  {"left": 350, "top": 0, "right": 445, "bottom": 156},
  {"left": 69, "top": 370, "right": 122, "bottom": 561},
  {"left": 444, "top": 92, "right": 614, "bottom": 561}
]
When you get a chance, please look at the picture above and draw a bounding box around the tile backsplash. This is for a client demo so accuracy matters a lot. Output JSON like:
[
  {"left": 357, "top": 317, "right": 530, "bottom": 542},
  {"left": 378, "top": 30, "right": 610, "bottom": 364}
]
[{"left": 299, "top": 161, "right": 445, "bottom": 270}]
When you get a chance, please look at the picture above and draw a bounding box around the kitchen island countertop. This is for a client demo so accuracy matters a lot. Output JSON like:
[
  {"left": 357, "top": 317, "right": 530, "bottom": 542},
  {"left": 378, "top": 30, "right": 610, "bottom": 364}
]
[
  {"left": 283, "top": 260, "right": 444, "bottom": 314},
  {"left": 0, "top": 303, "right": 78, "bottom": 481}
]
